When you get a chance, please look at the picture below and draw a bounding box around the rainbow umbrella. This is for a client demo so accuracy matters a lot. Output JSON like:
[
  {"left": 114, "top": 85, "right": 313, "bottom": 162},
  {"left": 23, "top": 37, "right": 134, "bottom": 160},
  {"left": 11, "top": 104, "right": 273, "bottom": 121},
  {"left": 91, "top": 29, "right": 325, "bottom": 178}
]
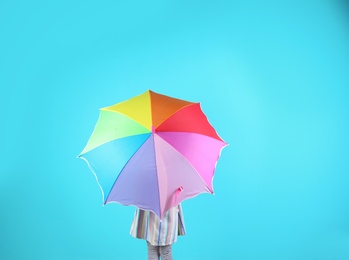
[{"left": 78, "top": 90, "right": 227, "bottom": 218}]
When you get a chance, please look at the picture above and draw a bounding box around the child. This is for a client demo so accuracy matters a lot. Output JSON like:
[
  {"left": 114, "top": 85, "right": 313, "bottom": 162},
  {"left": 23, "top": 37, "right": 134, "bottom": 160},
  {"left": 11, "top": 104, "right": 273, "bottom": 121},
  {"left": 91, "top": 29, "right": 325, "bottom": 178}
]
[{"left": 130, "top": 204, "right": 186, "bottom": 260}]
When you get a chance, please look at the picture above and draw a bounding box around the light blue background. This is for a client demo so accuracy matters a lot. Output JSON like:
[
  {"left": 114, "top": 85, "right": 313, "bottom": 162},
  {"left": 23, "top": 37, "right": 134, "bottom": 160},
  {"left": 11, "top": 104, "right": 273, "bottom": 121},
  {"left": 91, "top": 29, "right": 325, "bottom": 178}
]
[{"left": 1, "top": 1, "right": 349, "bottom": 259}]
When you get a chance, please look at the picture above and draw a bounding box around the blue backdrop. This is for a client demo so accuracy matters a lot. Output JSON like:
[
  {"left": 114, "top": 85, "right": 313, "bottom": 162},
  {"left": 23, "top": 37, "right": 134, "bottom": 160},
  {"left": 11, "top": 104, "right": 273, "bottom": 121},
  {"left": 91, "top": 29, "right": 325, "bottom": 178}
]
[{"left": 1, "top": 1, "right": 349, "bottom": 259}]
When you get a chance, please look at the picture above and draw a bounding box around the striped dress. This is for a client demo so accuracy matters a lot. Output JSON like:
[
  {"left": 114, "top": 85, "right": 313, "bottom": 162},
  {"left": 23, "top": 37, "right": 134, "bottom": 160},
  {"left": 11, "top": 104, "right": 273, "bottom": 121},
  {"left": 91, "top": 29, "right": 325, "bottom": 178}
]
[{"left": 130, "top": 204, "right": 186, "bottom": 246}]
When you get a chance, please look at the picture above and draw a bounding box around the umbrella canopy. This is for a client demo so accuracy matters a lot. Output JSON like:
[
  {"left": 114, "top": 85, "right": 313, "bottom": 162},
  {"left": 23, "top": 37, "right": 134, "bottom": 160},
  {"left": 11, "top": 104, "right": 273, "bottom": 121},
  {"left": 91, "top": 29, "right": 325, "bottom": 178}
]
[{"left": 78, "top": 90, "right": 227, "bottom": 218}]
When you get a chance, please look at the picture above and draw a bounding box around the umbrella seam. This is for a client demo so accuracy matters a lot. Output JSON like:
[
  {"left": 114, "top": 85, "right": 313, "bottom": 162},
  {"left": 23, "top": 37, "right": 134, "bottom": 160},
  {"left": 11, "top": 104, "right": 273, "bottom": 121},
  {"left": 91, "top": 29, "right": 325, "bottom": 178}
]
[
  {"left": 79, "top": 110, "right": 151, "bottom": 155},
  {"left": 155, "top": 102, "right": 198, "bottom": 130},
  {"left": 156, "top": 132, "right": 228, "bottom": 194},
  {"left": 104, "top": 134, "right": 153, "bottom": 204}
]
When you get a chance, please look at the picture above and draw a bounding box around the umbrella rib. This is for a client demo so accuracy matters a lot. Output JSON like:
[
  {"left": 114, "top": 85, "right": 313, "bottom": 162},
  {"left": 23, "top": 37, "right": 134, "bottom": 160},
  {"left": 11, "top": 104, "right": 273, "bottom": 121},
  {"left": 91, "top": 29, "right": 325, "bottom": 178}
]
[
  {"left": 152, "top": 138, "right": 162, "bottom": 218},
  {"left": 155, "top": 102, "right": 226, "bottom": 143},
  {"left": 155, "top": 102, "right": 198, "bottom": 130},
  {"left": 104, "top": 134, "right": 153, "bottom": 204},
  {"left": 156, "top": 131, "right": 227, "bottom": 195},
  {"left": 79, "top": 133, "right": 148, "bottom": 157},
  {"left": 155, "top": 133, "right": 213, "bottom": 193},
  {"left": 79, "top": 110, "right": 150, "bottom": 156}
]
